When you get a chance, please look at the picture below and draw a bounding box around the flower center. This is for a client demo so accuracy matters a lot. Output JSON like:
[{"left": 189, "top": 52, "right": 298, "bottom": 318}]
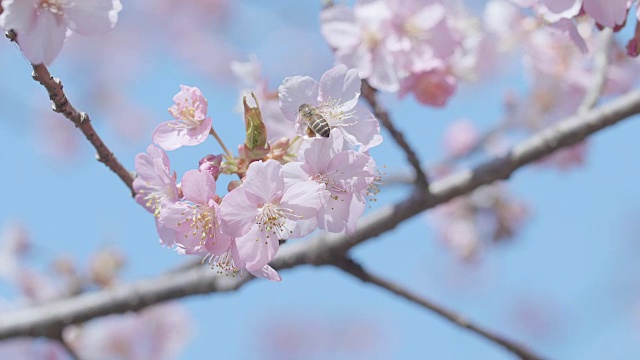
[
  {"left": 139, "top": 184, "right": 175, "bottom": 218},
  {"left": 168, "top": 98, "right": 204, "bottom": 130},
  {"left": 313, "top": 171, "right": 346, "bottom": 196},
  {"left": 177, "top": 203, "right": 218, "bottom": 244},
  {"left": 40, "top": 0, "right": 67, "bottom": 14},
  {"left": 255, "top": 203, "right": 299, "bottom": 239},
  {"left": 318, "top": 98, "right": 357, "bottom": 128},
  {"left": 203, "top": 250, "right": 240, "bottom": 276}
]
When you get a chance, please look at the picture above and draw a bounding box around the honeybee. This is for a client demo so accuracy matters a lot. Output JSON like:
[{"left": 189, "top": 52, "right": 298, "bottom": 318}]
[{"left": 298, "top": 103, "right": 330, "bottom": 138}]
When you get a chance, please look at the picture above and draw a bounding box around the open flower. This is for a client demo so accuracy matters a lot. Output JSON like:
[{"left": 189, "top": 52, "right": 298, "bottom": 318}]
[
  {"left": 133, "top": 145, "right": 179, "bottom": 247},
  {"left": 159, "top": 170, "right": 231, "bottom": 256},
  {"left": 0, "top": 0, "right": 122, "bottom": 65},
  {"left": 279, "top": 64, "right": 382, "bottom": 151},
  {"left": 284, "top": 130, "right": 373, "bottom": 234},
  {"left": 152, "top": 85, "right": 212, "bottom": 151},
  {"left": 220, "top": 160, "right": 324, "bottom": 276}
]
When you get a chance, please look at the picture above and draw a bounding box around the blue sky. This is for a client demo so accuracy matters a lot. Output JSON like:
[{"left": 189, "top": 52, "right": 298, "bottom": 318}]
[{"left": 1, "top": 1, "right": 640, "bottom": 359}]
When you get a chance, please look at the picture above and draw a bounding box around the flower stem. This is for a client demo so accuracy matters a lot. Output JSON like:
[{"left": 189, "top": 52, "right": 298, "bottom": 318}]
[{"left": 209, "top": 128, "right": 233, "bottom": 158}]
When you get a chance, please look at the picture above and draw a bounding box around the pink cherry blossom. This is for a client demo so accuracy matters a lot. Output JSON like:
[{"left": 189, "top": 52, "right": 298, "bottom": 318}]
[
  {"left": 220, "top": 160, "right": 325, "bottom": 276},
  {"left": 65, "top": 303, "right": 192, "bottom": 360},
  {"left": 321, "top": 1, "right": 400, "bottom": 92},
  {"left": 443, "top": 120, "right": 479, "bottom": 158},
  {"left": 582, "top": 0, "right": 628, "bottom": 29},
  {"left": 0, "top": 0, "right": 122, "bottom": 65},
  {"left": 133, "top": 145, "right": 179, "bottom": 247},
  {"left": 283, "top": 130, "right": 373, "bottom": 234},
  {"left": 159, "top": 170, "right": 231, "bottom": 256},
  {"left": 199, "top": 154, "right": 223, "bottom": 180},
  {"left": 152, "top": 85, "right": 212, "bottom": 151},
  {"left": 279, "top": 64, "right": 382, "bottom": 151},
  {"left": 398, "top": 64, "right": 457, "bottom": 107}
]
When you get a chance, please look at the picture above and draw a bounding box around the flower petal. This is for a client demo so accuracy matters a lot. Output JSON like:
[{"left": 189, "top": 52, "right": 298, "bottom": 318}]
[
  {"left": 64, "top": 0, "right": 122, "bottom": 35},
  {"left": 235, "top": 225, "right": 279, "bottom": 271},
  {"left": 0, "top": 0, "right": 39, "bottom": 33},
  {"left": 339, "top": 104, "right": 382, "bottom": 151},
  {"left": 242, "top": 160, "right": 284, "bottom": 205},
  {"left": 280, "top": 180, "right": 325, "bottom": 220},
  {"left": 319, "top": 64, "right": 361, "bottom": 111},
  {"left": 248, "top": 264, "right": 281, "bottom": 282},
  {"left": 15, "top": 10, "right": 66, "bottom": 65},
  {"left": 278, "top": 76, "right": 319, "bottom": 121},
  {"left": 220, "top": 188, "right": 259, "bottom": 237},
  {"left": 152, "top": 122, "right": 185, "bottom": 151},
  {"left": 180, "top": 170, "right": 216, "bottom": 205}
]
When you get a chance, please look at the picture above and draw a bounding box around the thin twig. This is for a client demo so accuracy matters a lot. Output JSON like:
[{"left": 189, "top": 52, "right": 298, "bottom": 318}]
[
  {"left": 578, "top": 28, "right": 613, "bottom": 114},
  {"left": 30, "top": 64, "right": 135, "bottom": 195},
  {"left": 361, "top": 80, "right": 430, "bottom": 191},
  {"left": 333, "top": 257, "right": 545, "bottom": 360},
  {"left": 0, "top": 90, "right": 638, "bottom": 340}
]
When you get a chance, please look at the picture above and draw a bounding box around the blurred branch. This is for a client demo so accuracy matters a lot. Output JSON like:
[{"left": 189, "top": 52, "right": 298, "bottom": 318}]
[
  {"left": 361, "top": 80, "right": 430, "bottom": 191},
  {"left": 29, "top": 64, "right": 135, "bottom": 194},
  {"left": 332, "top": 257, "right": 545, "bottom": 360},
  {"left": 1, "top": 89, "right": 640, "bottom": 342}
]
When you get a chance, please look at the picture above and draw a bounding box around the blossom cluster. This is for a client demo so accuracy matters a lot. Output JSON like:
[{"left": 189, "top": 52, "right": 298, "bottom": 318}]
[
  {"left": 505, "top": 0, "right": 640, "bottom": 56},
  {"left": 320, "top": 0, "right": 481, "bottom": 106},
  {"left": 134, "top": 65, "right": 381, "bottom": 281}
]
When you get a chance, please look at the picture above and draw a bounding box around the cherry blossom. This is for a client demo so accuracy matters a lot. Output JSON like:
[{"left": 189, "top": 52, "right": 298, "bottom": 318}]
[
  {"left": 152, "top": 85, "right": 212, "bottom": 151},
  {"left": 279, "top": 64, "right": 382, "bottom": 151},
  {"left": 0, "top": 0, "right": 122, "bottom": 65},
  {"left": 159, "top": 170, "right": 230, "bottom": 256},
  {"left": 133, "top": 145, "right": 179, "bottom": 247},
  {"left": 283, "top": 130, "right": 373, "bottom": 234},
  {"left": 220, "top": 160, "right": 325, "bottom": 276}
]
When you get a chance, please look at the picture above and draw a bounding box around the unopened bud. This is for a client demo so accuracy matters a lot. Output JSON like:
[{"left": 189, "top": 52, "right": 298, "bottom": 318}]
[
  {"left": 227, "top": 180, "right": 242, "bottom": 192},
  {"left": 199, "top": 154, "right": 223, "bottom": 180},
  {"left": 243, "top": 92, "right": 269, "bottom": 159}
]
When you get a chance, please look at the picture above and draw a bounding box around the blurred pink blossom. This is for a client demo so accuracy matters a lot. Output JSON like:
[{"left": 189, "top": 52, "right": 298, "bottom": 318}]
[
  {"left": 0, "top": 0, "right": 122, "bottom": 65},
  {"left": 443, "top": 119, "right": 479, "bottom": 158}
]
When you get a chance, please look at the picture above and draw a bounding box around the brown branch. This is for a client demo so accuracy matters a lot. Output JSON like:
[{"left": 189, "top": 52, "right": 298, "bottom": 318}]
[
  {"left": 332, "top": 257, "right": 545, "bottom": 360},
  {"left": 30, "top": 63, "right": 134, "bottom": 194},
  {"left": 0, "top": 89, "right": 639, "bottom": 346},
  {"left": 361, "top": 80, "right": 430, "bottom": 191}
]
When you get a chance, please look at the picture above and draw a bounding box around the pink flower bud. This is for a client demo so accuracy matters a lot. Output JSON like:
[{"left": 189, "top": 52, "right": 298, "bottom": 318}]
[{"left": 199, "top": 154, "right": 223, "bottom": 180}]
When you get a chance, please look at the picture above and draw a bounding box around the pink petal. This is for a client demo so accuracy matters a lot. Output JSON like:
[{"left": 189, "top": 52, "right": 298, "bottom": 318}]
[
  {"left": 204, "top": 227, "right": 232, "bottom": 255},
  {"left": 180, "top": 170, "right": 216, "bottom": 205},
  {"left": 346, "top": 194, "right": 366, "bottom": 234},
  {"left": 64, "top": 0, "right": 122, "bottom": 35},
  {"left": 339, "top": 105, "right": 382, "bottom": 151},
  {"left": 0, "top": 0, "right": 39, "bottom": 33},
  {"left": 15, "top": 10, "right": 66, "bottom": 65},
  {"left": 235, "top": 226, "right": 279, "bottom": 271},
  {"left": 152, "top": 122, "right": 184, "bottom": 151},
  {"left": 320, "top": 4, "right": 361, "bottom": 49},
  {"left": 183, "top": 116, "right": 212, "bottom": 146},
  {"left": 220, "top": 188, "right": 259, "bottom": 237},
  {"left": 280, "top": 181, "right": 325, "bottom": 220},
  {"left": 242, "top": 160, "right": 285, "bottom": 205},
  {"left": 248, "top": 265, "right": 281, "bottom": 282},
  {"left": 278, "top": 76, "right": 320, "bottom": 121},
  {"left": 317, "top": 191, "right": 352, "bottom": 233},
  {"left": 319, "top": 64, "right": 361, "bottom": 113},
  {"left": 155, "top": 219, "right": 176, "bottom": 247},
  {"left": 583, "top": 0, "right": 628, "bottom": 28}
]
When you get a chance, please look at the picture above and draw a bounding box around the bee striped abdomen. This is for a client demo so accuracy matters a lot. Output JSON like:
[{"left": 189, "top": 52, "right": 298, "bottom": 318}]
[{"left": 299, "top": 103, "right": 331, "bottom": 138}]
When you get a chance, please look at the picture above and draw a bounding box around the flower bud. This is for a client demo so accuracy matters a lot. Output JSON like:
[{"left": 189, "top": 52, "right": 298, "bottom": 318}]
[
  {"left": 243, "top": 92, "right": 270, "bottom": 160},
  {"left": 199, "top": 154, "right": 223, "bottom": 180}
]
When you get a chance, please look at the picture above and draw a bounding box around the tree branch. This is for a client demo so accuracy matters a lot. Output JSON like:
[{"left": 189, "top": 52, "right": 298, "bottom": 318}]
[
  {"left": 1, "top": 89, "right": 639, "bottom": 344},
  {"left": 361, "top": 80, "right": 430, "bottom": 191},
  {"left": 30, "top": 62, "right": 135, "bottom": 195},
  {"left": 332, "top": 256, "right": 545, "bottom": 360}
]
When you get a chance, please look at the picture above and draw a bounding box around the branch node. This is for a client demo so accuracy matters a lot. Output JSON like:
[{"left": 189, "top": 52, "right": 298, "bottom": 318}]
[{"left": 5, "top": 29, "right": 16, "bottom": 42}]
